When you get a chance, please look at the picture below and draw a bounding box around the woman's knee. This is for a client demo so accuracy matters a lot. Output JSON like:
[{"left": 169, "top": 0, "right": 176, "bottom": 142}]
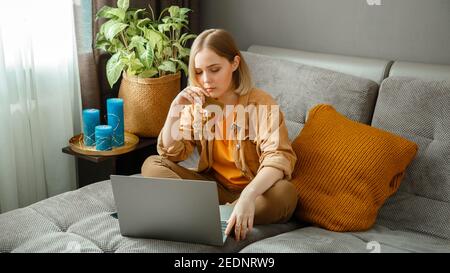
[
  {"left": 260, "top": 179, "right": 298, "bottom": 222},
  {"left": 141, "top": 155, "right": 174, "bottom": 177},
  {"left": 267, "top": 180, "right": 297, "bottom": 204},
  {"left": 142, "top": 155, "right": 164, "bottom": 169}
]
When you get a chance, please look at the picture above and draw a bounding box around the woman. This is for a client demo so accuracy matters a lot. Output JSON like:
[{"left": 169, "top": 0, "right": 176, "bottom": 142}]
[{"left": 141, "top": 29, "right": 298, "bottom": 242}]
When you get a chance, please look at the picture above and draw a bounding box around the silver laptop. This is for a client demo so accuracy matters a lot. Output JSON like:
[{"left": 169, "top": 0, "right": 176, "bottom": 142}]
[{"left": 110, "top": 175, "right": 233, "bottom": 246}]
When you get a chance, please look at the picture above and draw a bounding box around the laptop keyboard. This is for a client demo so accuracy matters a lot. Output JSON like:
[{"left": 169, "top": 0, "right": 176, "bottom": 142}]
[{"left": 220, "top": 220, "right": 227, "bottom": 233}]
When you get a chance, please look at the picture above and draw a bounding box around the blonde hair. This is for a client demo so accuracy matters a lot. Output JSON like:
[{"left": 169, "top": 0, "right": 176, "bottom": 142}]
[{"left": 188, "top": 29, "right": 254, "bottom": 96}]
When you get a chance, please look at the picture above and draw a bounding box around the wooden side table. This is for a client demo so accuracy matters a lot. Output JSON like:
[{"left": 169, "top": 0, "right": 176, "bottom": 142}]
[{"left": 62, "top": 137, "right": 157, "bottom": 188}]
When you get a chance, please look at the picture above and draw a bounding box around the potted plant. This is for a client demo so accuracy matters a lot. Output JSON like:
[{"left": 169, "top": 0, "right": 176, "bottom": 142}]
[{"left": 95, "top": 0, "right": 197, "bottom": 137}]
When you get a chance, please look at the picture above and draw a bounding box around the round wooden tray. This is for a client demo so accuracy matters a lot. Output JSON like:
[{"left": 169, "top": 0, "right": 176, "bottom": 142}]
[{"left": 69, "top": 131, "right": 139, "bottom": 156}]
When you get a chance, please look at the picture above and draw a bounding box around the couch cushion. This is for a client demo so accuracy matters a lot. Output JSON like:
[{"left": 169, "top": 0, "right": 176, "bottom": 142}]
[
  {"left": 239, "top": 224, "right": 450, "bottom": 253},
  {"left": 371, "top": 77, "right": 450, "bottom": 240},
  {"left": 291, "top": 104, "right": 417, "bottom": 231},
  {"left": 0, "top": 180, "right": 303, "bottom": 253},
  {"left": 242, "top": 51, "right": 379, "bottom": 128}
]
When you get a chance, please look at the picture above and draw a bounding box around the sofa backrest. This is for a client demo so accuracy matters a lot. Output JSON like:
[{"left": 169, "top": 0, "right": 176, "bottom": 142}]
[
  {"left": 247, "top": 45, "right": 392, "bottom": 85},
  {"left": 372, "top": 61, "right": 450, "bottom": 239},
  {"left": 242, "top": 49, "right": 385, "bottom": 141},
  {"left": 389, "top": 61, "right": 450, "bottom": 82}
]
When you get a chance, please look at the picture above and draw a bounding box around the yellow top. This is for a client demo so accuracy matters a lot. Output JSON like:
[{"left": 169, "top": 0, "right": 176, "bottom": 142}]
[{"left": 211, "top": 111, "right": 250, "bottom": 192}]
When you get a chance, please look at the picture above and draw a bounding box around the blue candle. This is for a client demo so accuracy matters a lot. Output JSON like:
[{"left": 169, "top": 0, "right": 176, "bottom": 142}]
[
  {"left": 107, "top": 98, "right": 124, "bottom": 147},
  {"left": 82, "top": 109, "right": 100, "bottom": 146},
  {"left": 95, "top": 125, "right": 113, "bottom": 151}
]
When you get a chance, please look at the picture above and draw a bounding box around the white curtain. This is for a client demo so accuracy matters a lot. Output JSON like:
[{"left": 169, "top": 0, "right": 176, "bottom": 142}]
[{"left": 0, "top": 0, "right": 82, "bottom": 213}]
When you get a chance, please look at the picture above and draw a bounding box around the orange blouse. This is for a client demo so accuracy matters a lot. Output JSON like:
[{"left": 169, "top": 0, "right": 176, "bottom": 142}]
[{"left": 211, "top": 110, "right": 250, "bottom": 192}]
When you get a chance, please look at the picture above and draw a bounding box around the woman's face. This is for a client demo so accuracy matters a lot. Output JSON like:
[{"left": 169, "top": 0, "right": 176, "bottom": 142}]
[{"left": 194, "top": 48, "right": 240, "bottom": 99}]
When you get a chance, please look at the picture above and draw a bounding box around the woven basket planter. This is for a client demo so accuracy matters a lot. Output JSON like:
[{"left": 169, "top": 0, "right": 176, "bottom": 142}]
[{"left": 118, "top": 72, "right": 181, "bottom": 137}]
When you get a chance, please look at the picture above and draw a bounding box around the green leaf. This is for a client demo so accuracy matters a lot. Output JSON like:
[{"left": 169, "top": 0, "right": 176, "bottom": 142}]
[
  {"left": 127, "top": 57, "right": 145, "bottom": 75},
  {"left": 106, "top": 52, "right": 125, "bottom": 88},
  {"left": 103, "top": 20, "right": 128, "bottom": 41},
  {"left": 96, "top": 7, "right": 125, "bottom": 21},
  {"left": 179, "top": 33, "right": 197, "bottom": 46},
  {"left": 168, "top": 6, "right": 180, "bottom": 18},
  {"left": 139, "top": 68, "right": 158, "bottom": 78},
  {"left": 158, "top": 23, "right": 172, "bottom": 33},
  {"left": 170, "top": 58, "right": 188, "bottom": 76},
  {"left": 126, "top": 22, "right": 140, "bottom": 37},
  {"left": 144, "top": 29, "right": 162, "bottom": 50},
  {"left": 129, "top": 37, "right": 146, "bottom": 63},
  {"left": 158, "top": 60, "right": 176, "bottom": 73},
  {"left": 129, "top": 36, "right": 146, "bottom": 50},
  {"left": 96, "top": 6, "right": 115, "bottom": 19},
  {"left": 109, "top": 38, "right": 125, "bottom": 53},
  {"left": 95, "top": 37, "right": 110, "bottom": 52},
  {"left": 117, "top": 0, "right": 129, "bottom": 10},
  {"left": 95, "top": 32, "right": 106, "bottom": 42},
  {"left": 172, "top": 43, "right": 190, "bottom": 58},
  {"left": 162, "top": 17, "right": 170, "bottom": 24},
  {"left": 110, "top": 8, "right": 126, "bottom": 21},
  {"left": 140, "top": 43, "right": 154, "bottom": 68},
  {"left": 153, "top": 47, "right": 163, "bottom": 62},
  {"left": 179, "top": 8, "right": 191, "bottom": 17}
]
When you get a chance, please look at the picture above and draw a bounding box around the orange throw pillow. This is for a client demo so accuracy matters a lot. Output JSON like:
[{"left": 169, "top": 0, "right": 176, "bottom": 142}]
[{"left": 291, "top": 104, "right": 418, "bottom": 231}]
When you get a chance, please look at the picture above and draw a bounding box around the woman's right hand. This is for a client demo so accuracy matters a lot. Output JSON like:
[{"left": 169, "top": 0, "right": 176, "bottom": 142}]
[
  {"left": 163, "top": 86, "right": 209, "bottom": 147},
  {"left": 171, "top": 86, "right": 210, "bottom": 108}
]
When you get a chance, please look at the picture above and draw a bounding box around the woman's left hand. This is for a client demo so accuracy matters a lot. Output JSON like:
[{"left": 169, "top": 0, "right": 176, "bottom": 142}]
[{"left": 224, "top": 194, "right": 256, "bottom": 241}]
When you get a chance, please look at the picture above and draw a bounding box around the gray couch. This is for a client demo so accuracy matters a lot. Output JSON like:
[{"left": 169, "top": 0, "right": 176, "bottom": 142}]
[{"left": 1, "top": 45, "right": 449, "bottom": 253}]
